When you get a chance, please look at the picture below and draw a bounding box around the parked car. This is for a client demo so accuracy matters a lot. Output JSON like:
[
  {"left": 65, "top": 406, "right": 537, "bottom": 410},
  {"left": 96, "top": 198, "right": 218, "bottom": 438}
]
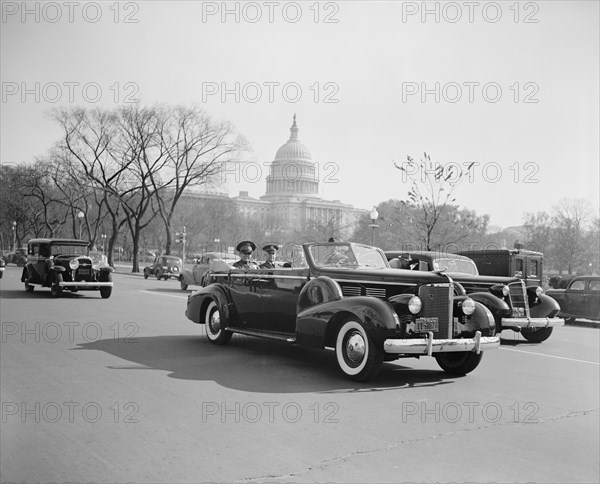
[
  {"left": 143, "top": 255, "right": 183, "bottom": 280},
  {"left": 457, "top": 249, "right": 544, "bottom": 288},
  {"left": 186, "top": 242, "right": 500, "bottom": 381},
  {"left": 180, "top": 252, "right": 237, "bottom": 290},
  {"left": 0, "top": 258, "right": 5, "bottom": 279},
  {"left": 546, "top": 276, "right": 600, "bottom": 322},
  {"left": 3, "top": 248, "right": 27, "bottom": 267},
  {"left": 385, "top": 251, "right": 563, "bottom": 343},
  {"left": 21, "top": 238, "right": 114, "bottom": 298}
]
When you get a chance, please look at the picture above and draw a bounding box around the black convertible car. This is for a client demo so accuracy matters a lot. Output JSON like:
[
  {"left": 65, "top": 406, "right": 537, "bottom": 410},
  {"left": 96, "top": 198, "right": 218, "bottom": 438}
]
[{"left": 186, "top": 242, "right": 500, "bottom": 381}]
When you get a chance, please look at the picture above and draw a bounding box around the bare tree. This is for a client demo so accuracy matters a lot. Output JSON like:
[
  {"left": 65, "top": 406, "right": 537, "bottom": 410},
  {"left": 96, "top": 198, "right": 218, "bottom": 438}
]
[
  {"left": 394, "top": 153, "right": 475, "bottom": 250},
  {"left": 551, "top": 199, "right": 593, "bottom": 275}
]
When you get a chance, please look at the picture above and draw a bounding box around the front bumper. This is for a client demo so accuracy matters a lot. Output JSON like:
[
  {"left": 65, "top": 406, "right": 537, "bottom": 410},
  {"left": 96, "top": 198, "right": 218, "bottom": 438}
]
[
  {"left": 501, "top": 316, "right": 564, "bottom": 330},
  {"left": 383, "top": 331, "right": 500, "bottom": 356},
  {"left": 59, "top": 282, "right": 113, "bottom": 289}
]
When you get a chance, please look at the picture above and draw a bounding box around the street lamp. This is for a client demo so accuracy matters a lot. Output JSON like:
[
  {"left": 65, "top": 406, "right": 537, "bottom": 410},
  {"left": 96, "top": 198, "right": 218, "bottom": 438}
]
[
  {"left": 12, "top": 221, "right": 17, "bottom": 250},
  {"left": 77, "top": 211, "right": 85, "bottom": 239},
  {"left": 368, "top": 207, "right": 379, "bottom": 246},
  {"left": 214, "top": 238, "right": 220, "bottom": 253},
  {"left": 101, "top": 234, "right": 107, "bottom": 253}
]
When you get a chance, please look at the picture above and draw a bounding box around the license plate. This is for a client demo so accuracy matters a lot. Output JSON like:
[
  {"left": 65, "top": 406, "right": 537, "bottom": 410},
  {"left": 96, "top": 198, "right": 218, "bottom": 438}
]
[
  {"left": 512, "top": 307, "right": 525, "bottom": 317},
  {"left": 78, "top": 269, "right": 90, "bottom": 275},
  {"left": 415, "top": 317, "right": 439, "bottom": 332}
]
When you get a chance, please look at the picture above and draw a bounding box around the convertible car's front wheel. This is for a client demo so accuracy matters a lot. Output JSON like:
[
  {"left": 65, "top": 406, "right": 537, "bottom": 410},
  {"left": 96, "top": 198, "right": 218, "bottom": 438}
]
[
  {"left": 204, "top": 300, "right": 232, "bottom": 345},
  {"left": 180, "top": 278, "right": 188, "bottom": 290},
  {"left": 435, "top": 351, "right": 483, "bottom": 375},
  {"left": 335, "top": 318, "right": 384, "bottom": 381},
  {"left": 521, "top": 327, "right": 553, "bottom": 343}
]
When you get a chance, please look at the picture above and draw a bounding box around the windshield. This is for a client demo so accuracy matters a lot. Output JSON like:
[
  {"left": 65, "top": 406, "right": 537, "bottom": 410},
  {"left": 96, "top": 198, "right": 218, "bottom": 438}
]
[
  {"left": 308, "top": 243, "right": 388, "bottom": 269},
  {"left": 432, "top": 257, "right": 479, "bottom": 275},
  {"left": 50, "top": 244, "right": 89, "bottom": 257}
]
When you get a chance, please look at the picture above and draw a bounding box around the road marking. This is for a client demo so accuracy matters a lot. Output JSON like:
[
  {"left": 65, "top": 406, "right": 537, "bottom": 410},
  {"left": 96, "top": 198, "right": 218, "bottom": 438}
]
[
  {"left": 500, "top": 347, "right": 599, "bottom": 365},
  {"left": 140, "top": 289, "right": 187, "bottom": 300}
]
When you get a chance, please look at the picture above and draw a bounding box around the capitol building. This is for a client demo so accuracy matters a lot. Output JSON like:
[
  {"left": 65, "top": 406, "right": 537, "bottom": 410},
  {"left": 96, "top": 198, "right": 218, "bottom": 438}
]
[{"left": 190, "top": 115, "right": 365, "bottom": 240}]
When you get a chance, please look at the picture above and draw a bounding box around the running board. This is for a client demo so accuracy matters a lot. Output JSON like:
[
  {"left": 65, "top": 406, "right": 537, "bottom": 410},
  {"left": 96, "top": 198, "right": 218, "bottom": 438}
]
[{"left": 226, "top": 327, "right": 296, "bottom": 343}]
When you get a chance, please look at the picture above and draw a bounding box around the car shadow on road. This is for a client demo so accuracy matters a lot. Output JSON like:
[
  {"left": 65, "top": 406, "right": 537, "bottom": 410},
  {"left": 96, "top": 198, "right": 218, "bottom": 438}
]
[
  {"left": 74, "top": 333, "right": 457, "bottom": 393},
  {"left": 0, "top": 288, "right": 87, "bottom": 299}
]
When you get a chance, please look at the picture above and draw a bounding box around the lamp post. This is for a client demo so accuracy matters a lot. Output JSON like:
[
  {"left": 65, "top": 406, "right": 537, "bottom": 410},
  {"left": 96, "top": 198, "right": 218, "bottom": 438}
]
[
  {"left": 77, "top": 211, "right": 85, "bottom": 239},
  {"left": 368, "top": 207, "right": 379, "bottom": 246},
  {"left": 12, "top": 221, "right": 17, "bottom": 250},
  {"left": 214, "top": 238, "right": 220, "bottom": 253},
  {"left": 101, "top": 234, "right": 107, "bottom": 253}
]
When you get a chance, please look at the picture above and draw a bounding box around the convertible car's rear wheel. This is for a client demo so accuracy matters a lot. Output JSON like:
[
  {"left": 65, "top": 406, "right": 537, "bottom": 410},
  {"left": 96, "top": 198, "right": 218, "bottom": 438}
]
[
  {"left": 204, "top": 300, "right": 232, "bottom": 345},
  {"left": 335, "top": 318, "right": 384, "bottom": 381},
  {"left": 50, "top": 273, "right": 63, "bottom": 298},
  {"left": 180, "top": 278, "right": 188, "bottom": 290},
  {"left": 435, "top": 351, "right": 483, "bottom": 375},
  {"left": 521, "top": 327, "right": 553, "bottom": 343}
]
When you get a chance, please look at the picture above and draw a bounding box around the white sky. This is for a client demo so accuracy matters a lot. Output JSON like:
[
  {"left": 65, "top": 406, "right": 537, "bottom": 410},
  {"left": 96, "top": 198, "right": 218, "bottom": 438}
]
[{"left": 1, "top": 0, "right": 599, "bottom": 228}]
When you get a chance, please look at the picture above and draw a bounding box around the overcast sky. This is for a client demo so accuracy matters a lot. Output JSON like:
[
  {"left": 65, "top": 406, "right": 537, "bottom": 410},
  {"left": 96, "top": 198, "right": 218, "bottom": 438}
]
[{"left": 2, "top": 0, "right": 598, "bottom": 228}]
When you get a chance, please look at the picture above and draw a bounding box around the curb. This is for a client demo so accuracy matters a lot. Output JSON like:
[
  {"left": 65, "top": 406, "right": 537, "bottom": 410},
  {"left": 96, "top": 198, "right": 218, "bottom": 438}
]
[{"left": 564, "top": 320, "right": 600, "bottom": 329}]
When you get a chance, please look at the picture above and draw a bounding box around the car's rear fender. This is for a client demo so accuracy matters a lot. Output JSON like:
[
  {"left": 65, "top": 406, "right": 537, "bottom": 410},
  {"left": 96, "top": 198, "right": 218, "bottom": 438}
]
[
  {"left": 530, "top": 293, "right": 561, "bottom": 318},
  {"left": 296, "top": 296, "right": 398, "bottom": 349}
]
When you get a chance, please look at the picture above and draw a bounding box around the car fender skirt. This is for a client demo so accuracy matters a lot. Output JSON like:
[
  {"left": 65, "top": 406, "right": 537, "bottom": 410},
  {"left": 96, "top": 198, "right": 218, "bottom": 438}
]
[
  {"left": 296, "top": 296, "right": 397, "bottom": 348},
  {"left": 529, "top": 294, "right": 561, "bottom": 318}
]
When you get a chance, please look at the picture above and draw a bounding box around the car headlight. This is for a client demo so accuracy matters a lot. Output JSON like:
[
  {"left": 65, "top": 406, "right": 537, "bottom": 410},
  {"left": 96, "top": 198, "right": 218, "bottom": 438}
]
[
  {"left": 69, "top": 259, "right": 80, "bottom": 270},
  {"left": 408, "top": 296, "right": 422, "bottom": 314},
  {"left": 502, "top": 285, "right": 510, "bottom": 296},
  {"left": 461, "top": 298, "right": 476, "bottom": 315},
  {"left": 534, "top": 286, "right": 543, "bottom": 297}
]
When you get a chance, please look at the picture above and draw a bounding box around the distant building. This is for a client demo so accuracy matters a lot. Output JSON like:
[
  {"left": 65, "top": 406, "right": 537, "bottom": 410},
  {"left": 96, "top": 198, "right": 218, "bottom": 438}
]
[{"left": 186, "top": 115, "right": 365, "bottom": 239}]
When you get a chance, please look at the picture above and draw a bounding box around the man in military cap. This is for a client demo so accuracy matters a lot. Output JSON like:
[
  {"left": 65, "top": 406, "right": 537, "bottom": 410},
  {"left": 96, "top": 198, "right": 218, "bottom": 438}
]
[
  {"left": 232, "top": 241, "right": 259, "bottom": 269},
  {"left": 259, "top": 244, "right": 279, "bottom": 269}
]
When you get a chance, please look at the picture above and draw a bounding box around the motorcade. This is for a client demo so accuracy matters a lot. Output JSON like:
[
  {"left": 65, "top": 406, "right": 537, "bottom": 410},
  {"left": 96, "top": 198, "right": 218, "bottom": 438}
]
[
  {"left": 21, "top": 238, "right": 114, "bottom": 298},
  {"left": 385, "top": 251, "right": 563, "bottom": 343},
  {"left": 546, "top": 276, "right": 600, "bottom": 322},
  {"left": 143, "top": 255, "right": 183, "bottom": 280},
  {"left": 179, "top": 252, "right": 237, "bottom": 290},
  {"left": 457, "top": 248, "right": 544, "bottom": 288},
  {"left": 186, "top": 242, "right": 500, "bottom": 381}
]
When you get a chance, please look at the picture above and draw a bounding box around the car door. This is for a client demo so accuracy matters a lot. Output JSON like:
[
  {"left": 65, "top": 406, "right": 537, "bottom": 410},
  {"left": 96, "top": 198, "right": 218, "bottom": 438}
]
[
  {"left": 585, "top": 279, "right": 600, "bottom": 320},
  {"left": 225, "top": 268, "right": 265, "bottom": 329},
  {"left": 564, "top": 279, "right": 586, "bottom": 316}
]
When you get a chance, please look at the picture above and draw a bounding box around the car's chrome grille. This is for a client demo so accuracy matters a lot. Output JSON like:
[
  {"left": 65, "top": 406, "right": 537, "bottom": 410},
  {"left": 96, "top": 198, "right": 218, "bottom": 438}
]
[
  {"left": 418, "top": 283, "right": 452, "bottom": 338},
  {"left": 508, "top": 281, "right": 530, "bottom": 318},
  {"left": 341, "top": 285, "right": 361, "bottom": 297}
]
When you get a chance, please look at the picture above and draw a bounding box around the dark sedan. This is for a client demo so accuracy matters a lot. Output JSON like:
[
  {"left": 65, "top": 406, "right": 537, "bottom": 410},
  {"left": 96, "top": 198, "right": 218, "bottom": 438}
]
[
  {"left": 385, "top": 251, "right": 564, "bottom": 343},
  {"left": 186, "top": 242, "right": 500, "bottom": 381},
  {"left": 546, "top": 276, "right": 600, "bottom": 322}
]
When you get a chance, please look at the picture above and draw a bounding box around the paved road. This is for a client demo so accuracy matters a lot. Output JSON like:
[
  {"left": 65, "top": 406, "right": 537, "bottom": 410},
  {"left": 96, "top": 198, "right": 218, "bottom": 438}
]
[{"left": 1, "top": 266, "right": 599, "bottom": 483}]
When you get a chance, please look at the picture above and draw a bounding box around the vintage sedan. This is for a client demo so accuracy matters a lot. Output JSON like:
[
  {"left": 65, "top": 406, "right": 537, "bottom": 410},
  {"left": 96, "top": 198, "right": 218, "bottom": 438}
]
[
  {"left": 546, "top": 276, "right": 600, "bottom": 322},
  {"left": 21, "top": 238, "right": 114, "bottom": 298},
  {"left": 143, "top": 255, "right": 183, "bottom": 280},
  {"left": 385, "top": 251, "right": 564, "bottom": 343},
  {"left": 179, "top": 252, "right": 237, "bottom": 290},
  {"left": 186, "top": 242, "right": 500, "bottom": 381}
]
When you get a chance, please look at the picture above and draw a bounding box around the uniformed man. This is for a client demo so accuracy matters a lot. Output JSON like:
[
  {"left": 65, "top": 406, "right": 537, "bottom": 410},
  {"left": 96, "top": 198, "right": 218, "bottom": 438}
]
[
  {"left": 259, "top": 244, "right": 279, "bottom": 269},
  {"left": 232, "top": 241, "right": 259, "bottom": 269}
]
